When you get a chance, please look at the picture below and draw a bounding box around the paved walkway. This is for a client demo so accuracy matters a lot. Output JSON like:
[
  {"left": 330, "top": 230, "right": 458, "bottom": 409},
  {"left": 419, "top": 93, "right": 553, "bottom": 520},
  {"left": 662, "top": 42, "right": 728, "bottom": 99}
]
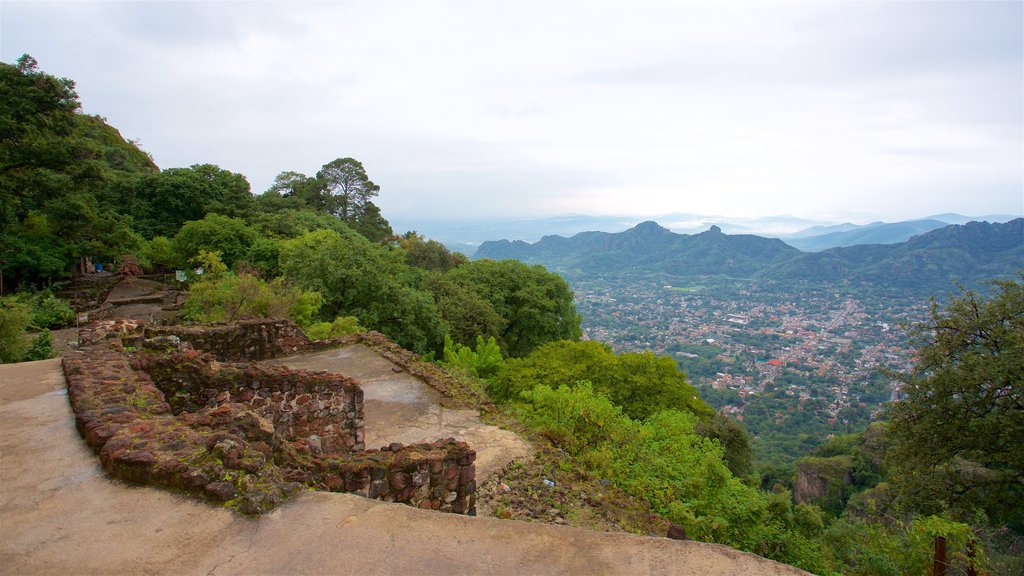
[
  {"left": 263, "top": 345, "right": 533, "bottom": 481},
  {"left": 0, "top": 359, "right": 808, "bottom": 575}
]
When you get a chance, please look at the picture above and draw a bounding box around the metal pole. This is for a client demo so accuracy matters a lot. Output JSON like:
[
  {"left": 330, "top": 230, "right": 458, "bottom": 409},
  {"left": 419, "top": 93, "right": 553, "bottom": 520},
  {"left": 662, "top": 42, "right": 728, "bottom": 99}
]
[{"left": 933, "top": 536, "right": 947, "bottom": 576}]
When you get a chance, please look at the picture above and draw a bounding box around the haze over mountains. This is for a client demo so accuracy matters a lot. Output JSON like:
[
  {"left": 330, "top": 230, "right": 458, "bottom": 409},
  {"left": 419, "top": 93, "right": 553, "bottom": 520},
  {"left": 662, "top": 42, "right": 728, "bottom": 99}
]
[
  {"left": 474, "top": 219, "right": 1024, "bottom": 295},
  {"left": 395, "top": 213, "right": 1020, "bottom": 254}
]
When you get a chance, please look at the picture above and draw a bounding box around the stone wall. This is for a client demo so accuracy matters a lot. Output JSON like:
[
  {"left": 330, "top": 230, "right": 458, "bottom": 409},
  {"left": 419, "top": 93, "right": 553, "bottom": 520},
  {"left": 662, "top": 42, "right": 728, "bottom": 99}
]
[
  {"left": 63, "top": 319, "right": 477, "bottom": 515},
  {"left": 135, "top": 352, "right": 365, "bottom": 454},
  {"left": 144, "top": 319, "right": 321, "bottom": 361}
]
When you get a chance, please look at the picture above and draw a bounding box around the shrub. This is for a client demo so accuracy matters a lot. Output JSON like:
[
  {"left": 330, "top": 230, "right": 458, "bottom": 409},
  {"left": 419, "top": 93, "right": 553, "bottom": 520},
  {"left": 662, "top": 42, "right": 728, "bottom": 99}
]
[
  {"left": 23, "top": 329, "right": 55, "bottom": 361},
  {"left": 0, "top": 297, "right": 32, "bottom": 363},
  {"left": 29, "top": 292, "right": 75, "bottom": 329},
  {"left": 302, "top": 315, "right": 365, "bottom": 340},
  {"left": 440, "top": 335, "right": 504, "bottom": 379},
  {"left": 182, "top": 272, "right": 321, "bottom": 325}
]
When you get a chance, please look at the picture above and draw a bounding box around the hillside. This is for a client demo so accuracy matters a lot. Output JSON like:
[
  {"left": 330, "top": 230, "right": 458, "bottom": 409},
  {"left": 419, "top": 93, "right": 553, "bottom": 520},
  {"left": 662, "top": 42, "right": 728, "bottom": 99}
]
[
  {"left": 475, "top": 219, "right": 1024, "bottom": 294},
  {"left": 477, "top": 222, "right": 800, "bottom": 280},
  {"left": 764, "top": 219, "right": 1024, "bottom": 292}
]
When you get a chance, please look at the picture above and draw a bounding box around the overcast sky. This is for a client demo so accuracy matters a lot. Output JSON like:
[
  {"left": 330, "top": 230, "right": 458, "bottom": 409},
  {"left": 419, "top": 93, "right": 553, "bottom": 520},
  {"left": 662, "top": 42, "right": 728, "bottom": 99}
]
[{"left": 2, "top": 1, "right": 1022, "bottom": 224}]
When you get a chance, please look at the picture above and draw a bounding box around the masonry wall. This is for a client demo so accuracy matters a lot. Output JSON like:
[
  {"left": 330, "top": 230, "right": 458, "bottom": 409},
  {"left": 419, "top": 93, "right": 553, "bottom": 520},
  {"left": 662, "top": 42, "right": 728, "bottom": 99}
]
[
  {"left": 63, "top": 319, "right": 477, "bottom": 515},
  {"left": 135, "top": 352, "right": 365, "bottom": 454},
  {"left": 144, "top": 319, "right": 320, "bottom": 361}
]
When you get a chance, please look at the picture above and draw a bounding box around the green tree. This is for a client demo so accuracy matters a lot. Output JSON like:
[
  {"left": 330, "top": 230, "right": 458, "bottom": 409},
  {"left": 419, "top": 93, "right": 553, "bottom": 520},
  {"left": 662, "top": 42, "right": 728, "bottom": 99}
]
[
  {"left": 172, "top": 214, "right": 259, "bottom": 269},
  {"left": 445, "top": 259, "right": 581, "bottom": 357},
  {"left": 123, "top": 164, "right": 253, "bottom": 238},
  {"left": 279, "top": 228, "right": 445, "bottom": 354},
  {"left": 494, "top": 340, "right": 713, "bottom": 421},
  {"left": 400, "top": 232, "right": 464, "bottom": 273},
  {"left": 421, "top": 273, "right": 504, "bottom": 347},
  {"left": 316, "top": 157, "right": 379, "bottom": 221},
  {"left": 0, "top": 55, "right": 155, "bottom": 288},
  {"left": 697, "top": 412, "right": 756, "bottom": 480},
  {"left": 886, "top": 277, "right": 1024, "bottom": 528},
  {"left": 0, "top": 297, "right": 32, "bottom": 363}
]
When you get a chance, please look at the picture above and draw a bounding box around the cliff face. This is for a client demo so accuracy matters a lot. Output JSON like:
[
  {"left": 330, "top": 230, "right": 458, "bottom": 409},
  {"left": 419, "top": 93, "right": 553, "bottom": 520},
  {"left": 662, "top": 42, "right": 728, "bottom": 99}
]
[{"left": 794, "top": 455, "right": 853, "bottom": 508}]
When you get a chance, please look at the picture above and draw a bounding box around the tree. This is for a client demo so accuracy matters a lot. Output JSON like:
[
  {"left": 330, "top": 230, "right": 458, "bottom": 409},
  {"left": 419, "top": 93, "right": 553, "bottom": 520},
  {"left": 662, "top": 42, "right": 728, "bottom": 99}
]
[
  {"left": 445, "top": 259, "right": 582, "bottom": 357},
  {"left": 0, "top": 55, "right": 156, "bottom": 288},
  {"left": 172, "top": 214, "right": 259, "bottom": 269},
  {"left": 493, "top": 340, "right": 714, "bottom": 421},
  {"left": 278, "top": 228, "right": 446, "bottom": 354},
  {"left": 123, "top": 164, "right": 253, "bottom": 238},
  {"left": 421, "top": 273, "right": 504, "bottom": 347},
  {"left": 265, "top": 171, "right": 322, "bottom": 211},
  {"left": 886, "top": 277, "right": 1023, "bottom": 528},
  {"left": 400, "top": 232, "right": 464, "bottom": 273},
  {"left": 316, "top": 157, "right": 379, "bottom": 221}
]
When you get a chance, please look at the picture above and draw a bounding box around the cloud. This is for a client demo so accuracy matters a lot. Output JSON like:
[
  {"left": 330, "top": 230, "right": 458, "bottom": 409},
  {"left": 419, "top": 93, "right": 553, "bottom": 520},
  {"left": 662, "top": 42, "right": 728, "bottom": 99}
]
[{"left": 2, "top": 0, "right": 1021, "bottom": 222}]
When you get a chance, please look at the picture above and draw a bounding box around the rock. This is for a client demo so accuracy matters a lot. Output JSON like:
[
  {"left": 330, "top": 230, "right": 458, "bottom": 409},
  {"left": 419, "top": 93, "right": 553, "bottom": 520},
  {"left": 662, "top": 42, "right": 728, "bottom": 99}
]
[{"left": 204, "top": 481, "right": 238, "bottom": 502}]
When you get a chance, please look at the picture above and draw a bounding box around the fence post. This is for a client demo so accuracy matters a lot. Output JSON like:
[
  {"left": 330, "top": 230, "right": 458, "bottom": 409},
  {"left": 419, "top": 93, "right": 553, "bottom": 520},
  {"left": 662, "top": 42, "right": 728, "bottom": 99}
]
[
  {"left": 966, "top": 540, "right": 976, "bottom": 576},
  {"left": 934, "top": 535, "right": 947, "bottom": 576}
]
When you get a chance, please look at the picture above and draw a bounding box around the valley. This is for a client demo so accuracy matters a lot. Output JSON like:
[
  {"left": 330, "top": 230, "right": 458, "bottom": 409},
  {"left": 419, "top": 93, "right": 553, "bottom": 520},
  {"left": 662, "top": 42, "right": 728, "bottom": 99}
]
[{"left": 573, "top": 278, "right": 928, "bottom": 464}]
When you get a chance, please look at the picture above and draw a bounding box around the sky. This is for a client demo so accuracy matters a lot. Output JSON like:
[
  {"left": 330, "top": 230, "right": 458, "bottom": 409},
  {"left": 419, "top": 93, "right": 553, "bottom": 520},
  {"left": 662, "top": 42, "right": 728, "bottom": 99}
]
[{"left": 2, "top": 1, "right": 1022, "bottom": 225}]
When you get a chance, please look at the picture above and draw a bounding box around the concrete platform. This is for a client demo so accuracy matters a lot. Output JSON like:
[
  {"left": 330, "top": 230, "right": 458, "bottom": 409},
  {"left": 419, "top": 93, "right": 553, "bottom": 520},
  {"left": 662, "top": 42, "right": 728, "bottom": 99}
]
[
  {"left": 0, "top": 358, "right": 808, "bottom": 576},
  {"left": 263, "top": 345, "right": 533, "bottom": 482}
]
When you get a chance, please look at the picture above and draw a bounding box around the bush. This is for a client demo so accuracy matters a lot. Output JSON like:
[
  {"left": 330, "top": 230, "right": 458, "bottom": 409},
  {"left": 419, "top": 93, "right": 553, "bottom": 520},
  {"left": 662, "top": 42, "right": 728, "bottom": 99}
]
[
  {"left": 182, "top": 272, "right": 321, "bottom": 325},
  {"left": 0, "top": 297, "right": 32, "bottom": 363},
  {"left": 440, "top": 335, "right": 504, "bottom": 379},
  {"left": 142, "top": 235, "right": 180, "bottom": 271},
  {"left": 23, "top": 329, "right": 55, "bottom": 361},
  {"left": 302, "top": 315, "right": 365, "bottom": 340},
  {"left": 29, "top": 292, "right": 75, "bottom": 329}
]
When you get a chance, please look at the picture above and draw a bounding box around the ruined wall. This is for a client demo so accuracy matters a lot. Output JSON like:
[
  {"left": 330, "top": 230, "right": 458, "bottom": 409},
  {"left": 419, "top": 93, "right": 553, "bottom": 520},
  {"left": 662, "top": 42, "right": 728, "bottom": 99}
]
[
  {"left": 135, "top": 352, "right": 365, "bottom": 454},
  {"left": 144, "top": 319, "right": 321, "bottom": 361},
  {"left": 63, "top": 319, "right": 477, "bottom": 515}
]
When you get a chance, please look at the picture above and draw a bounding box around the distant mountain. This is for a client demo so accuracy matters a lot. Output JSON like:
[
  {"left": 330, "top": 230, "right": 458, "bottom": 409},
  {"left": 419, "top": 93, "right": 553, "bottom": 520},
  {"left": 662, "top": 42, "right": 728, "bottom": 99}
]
[
  {"left": 477, "top": 221, "right": 801, "bottom": 279},
  {"left": 923, "top": 213, "right": 1020, "bottom": 225},
  {"left": 764, "top": 219, "right": 1024, "bottom": 292},
  {"left": 475, "top": 219, "right": 1024, "bottom": 294},
  {"left": 783, "top": 219, "right": 950, "bottom": 251}
]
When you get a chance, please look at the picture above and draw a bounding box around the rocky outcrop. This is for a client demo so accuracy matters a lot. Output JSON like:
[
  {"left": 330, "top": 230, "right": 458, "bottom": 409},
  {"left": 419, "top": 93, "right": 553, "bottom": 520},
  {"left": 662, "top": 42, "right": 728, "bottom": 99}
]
[{"left": 794, "top": 455, "right": 853, "bottom": 509}]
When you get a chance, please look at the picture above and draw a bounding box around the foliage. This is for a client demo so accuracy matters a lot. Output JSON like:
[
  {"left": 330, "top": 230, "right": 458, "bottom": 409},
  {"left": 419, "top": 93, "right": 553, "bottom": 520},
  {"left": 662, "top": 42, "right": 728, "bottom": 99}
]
[
  {"left": 399, "top": 232, "right": 463, "bottom": 273},
  {"left": 493, "top": 340, "right": 713, "bottom": 421},
  {"left": 141, "top": 236, "right": 179, "bottom": 271},
  {"left": 26, "top": 291, "right": 76, "bottom": 329},
  {"left": 316, "top": 157, "right": 379, "bottom": 221},
  {"left": 440, "top": 335, "right": 504, "bottom": 379},
  {"left": 421, "top": 273, "right": 504, "bottom": 348},
  {"left": 510, "top": 381, "right": 828, "bottom": 573},
  {"left": 0, "top": 55, "right": 157, "bottom": 289},
  {"left": 821, "top": 515, "right": 981, "bottom": 576},
  {"left": 303, "top": 315, "right": 365, "bottom": 340},
  {"left": 279, "top": 228, "right": 445, "bottom": 354},
  {"left": 886, "top": 276, "right": 1024, "bottom": 528},
  {"left": 23, "top": 329, "right": 55, "bottom": 361},
  {"left": 120, "top": 164, "right": 254, "bottom": 238},
  {"left": 172, "top": 214, "right": 259, "bottom": 270},
  {"left": 696, "top": 413, "right": 756, "bottom": 480},
  {"left": 445, "top": 259, "right": 582, "bottom": 357},
  {"left": 181, "top": 272, "right": 320, "bottom": 325},
  {"left": 0, "top": 297, "right": 32, "bottom": 363}
]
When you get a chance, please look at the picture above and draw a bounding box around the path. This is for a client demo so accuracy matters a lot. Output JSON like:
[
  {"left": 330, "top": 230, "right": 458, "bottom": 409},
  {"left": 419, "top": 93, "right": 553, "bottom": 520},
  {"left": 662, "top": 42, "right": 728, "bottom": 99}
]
[
  {"left": 263, "top": 346, "right": 532, "bottom": 482},
  {"left": 0, "top": 359, "right": 808, "bottom": 575}
]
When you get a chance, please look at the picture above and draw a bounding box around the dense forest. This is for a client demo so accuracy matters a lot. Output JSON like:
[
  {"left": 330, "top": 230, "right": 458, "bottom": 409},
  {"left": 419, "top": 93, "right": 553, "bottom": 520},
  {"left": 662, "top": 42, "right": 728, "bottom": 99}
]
[{"left": 2, "top": 56, "right": 1021, "bottom": 575}]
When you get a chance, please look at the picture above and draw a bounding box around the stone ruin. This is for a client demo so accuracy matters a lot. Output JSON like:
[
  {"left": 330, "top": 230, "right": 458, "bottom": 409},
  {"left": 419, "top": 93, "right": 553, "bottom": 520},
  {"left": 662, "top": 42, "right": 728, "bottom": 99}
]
[{"left": 62, "top": 318, "right": 477, "bottom": 515}]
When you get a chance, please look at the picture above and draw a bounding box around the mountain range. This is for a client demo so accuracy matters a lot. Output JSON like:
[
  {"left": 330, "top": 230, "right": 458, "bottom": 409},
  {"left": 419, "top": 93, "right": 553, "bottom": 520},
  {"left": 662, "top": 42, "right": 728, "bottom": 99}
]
[
  {"left": 474, "top": 219, "right": 1024, "bottom": 294},
  {"left": 394, "top": 213, "right": 1018, "bottom": 254}
]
